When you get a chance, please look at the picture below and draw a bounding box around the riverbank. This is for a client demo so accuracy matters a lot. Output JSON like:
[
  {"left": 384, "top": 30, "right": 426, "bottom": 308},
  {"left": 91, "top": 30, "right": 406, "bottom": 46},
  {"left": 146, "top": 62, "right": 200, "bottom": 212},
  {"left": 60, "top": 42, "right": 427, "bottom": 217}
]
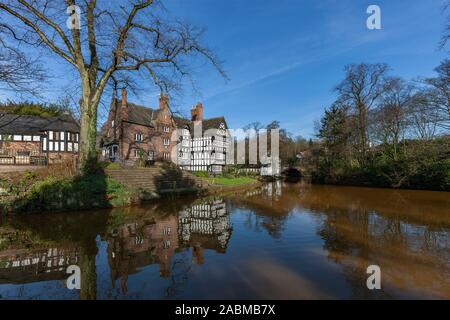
[
  {"left": 1, "top": 183, "right": 448, "bottom": 299},
  {"left": 0, "top": 172, "right": 135, "bottom": 214},
  {"left": 0, "top": 166, "right": 261, "bottom": 215}
]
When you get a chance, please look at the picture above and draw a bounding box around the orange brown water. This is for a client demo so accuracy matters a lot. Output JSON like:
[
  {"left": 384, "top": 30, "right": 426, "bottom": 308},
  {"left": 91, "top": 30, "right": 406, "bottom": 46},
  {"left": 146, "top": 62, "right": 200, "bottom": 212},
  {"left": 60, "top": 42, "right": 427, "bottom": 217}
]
[{"left": 0, "top": 182, "right": 448, "bottom": 299}]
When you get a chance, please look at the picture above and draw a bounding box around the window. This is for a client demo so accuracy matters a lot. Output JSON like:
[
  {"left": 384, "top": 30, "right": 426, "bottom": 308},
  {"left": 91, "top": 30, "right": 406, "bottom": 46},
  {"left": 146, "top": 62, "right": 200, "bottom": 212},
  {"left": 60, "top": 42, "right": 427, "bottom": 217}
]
[
  {"left": 163, "top": 126, "right": 170, "bottom": 133},
  {"left": 75, "top": 134, "right": 79, "bottom": 142},
  {"left": 43, "top": 138, "right": 47, "bottom": 151},
  {"left": 60, "top": 142, "right": 65, "bottom": 152},
  {"left": 67, "top": 132, "right": 72, "bottom": 141},
  {"left": 135, "top": 133, "right": 143, "bottom": 142},
  {"left": 68, "top": 142, "right": 73, "bottom": 152},
  {"left": 111, "top": 120, "right": 115, "bottom": 128},
  {"left": 48, "top": 131, "right": 54, "bottom": 140},
  {"left": 49, "top": 141, "right": 54, "bottom": 151},
  {"left": 60, "top": 132, "right": 65, "bottom": 141},
  {"left": 163, "top": 138, "right": 170, "bottom": 146},
  {"left": 163, "top": 152, "right": 170, "bottom": 160},
  {"left": 33, "top": 136, "right": 40, "bottom": 142},
  {"left": 0, "top": 135, "right": 11, "bottom": 141},
  {"left": 13, "top": 135, "right": 22, "bottom": 141},
  {"left": 74, "top": 143, "right": 79, "bottom": 152},
  {"left": 23, "top": 135, "right": 32, "bottom": 141},
  {"left": 54, "top": 142, "right": 59, "bottom": 151},
  {"left": 135, "top": 149, "right": 143, "bottom": 158}
]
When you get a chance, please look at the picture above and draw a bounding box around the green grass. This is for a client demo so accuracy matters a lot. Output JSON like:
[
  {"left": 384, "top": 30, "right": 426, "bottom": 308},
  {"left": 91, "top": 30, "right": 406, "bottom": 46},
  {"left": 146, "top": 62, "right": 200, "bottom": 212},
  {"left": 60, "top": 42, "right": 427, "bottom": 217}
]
[
  {"left": 4, "top": 173, "right": 135, "bottom": 214},
  {"left": 206, "top": 176, "right": 257, "bottom": 186}
]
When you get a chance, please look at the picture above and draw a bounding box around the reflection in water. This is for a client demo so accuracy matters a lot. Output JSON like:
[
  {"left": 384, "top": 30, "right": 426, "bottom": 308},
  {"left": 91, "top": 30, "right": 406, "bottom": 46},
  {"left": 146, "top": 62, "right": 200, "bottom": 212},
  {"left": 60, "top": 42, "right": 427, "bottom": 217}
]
[
  {"left": 0, "top": 183, "right": 449, "bottom": 299},
  {"left": 107, "top": 198, "right": 231, "bottom": 295}
]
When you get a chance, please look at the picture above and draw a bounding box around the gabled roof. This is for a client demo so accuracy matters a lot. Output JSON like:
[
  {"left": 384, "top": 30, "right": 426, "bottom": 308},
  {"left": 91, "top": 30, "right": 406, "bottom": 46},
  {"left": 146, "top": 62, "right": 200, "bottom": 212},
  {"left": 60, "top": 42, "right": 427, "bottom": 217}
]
[
  {"left": 112, "top": 99, "right": 227, "bottom": 134},
  {"left": 173, "top": 116, "right": 227, "bottom": 135},
  {"left": 203, "top": 116, "right": 227, "bottom": 132},
  {"left": 116, "top": 100, "right": 158, "bottom": 127},
  {"left": 0, "top": 113, "right": 80, "bottom": 135},
  {"left": 173, "top": 116, "right": 191, "bottom": 128}
]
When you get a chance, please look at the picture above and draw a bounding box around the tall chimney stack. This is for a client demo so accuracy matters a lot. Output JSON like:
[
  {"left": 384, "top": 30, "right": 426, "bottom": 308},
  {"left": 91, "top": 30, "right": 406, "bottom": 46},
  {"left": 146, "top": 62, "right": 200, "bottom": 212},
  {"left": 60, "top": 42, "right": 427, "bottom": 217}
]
[
  {"left": 121, "top": 87, "right": 127, "bottom": 108},
  {"left": 159, "top": 94, "right": 168, "bottom": 109},
  {"left": 191, "top": 102, "right": 203, "bottom": 121},
  {"left": 120, "top": 87, "right": 128, "bottom": 120}
]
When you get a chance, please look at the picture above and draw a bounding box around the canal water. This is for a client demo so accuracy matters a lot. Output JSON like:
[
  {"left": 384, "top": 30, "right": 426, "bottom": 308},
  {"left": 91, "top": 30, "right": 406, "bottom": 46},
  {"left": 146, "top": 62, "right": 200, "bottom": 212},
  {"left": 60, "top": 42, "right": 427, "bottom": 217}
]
[{"left": 0, "top": 182, "right": 449, "bottom": 300}]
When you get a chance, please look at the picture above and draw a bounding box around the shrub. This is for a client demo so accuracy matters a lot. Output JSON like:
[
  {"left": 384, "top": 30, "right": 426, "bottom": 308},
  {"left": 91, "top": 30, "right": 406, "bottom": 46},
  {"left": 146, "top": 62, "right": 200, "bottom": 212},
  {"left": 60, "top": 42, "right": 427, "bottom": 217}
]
[
  {"left": 6, "top": 173, "right": 135, "bottom": 214},
  {"left": 106, "top": 162, "right": 122, "bottom": 170},
  {"left": 193, "top": 171, "right": 209, "bottom": 178}
]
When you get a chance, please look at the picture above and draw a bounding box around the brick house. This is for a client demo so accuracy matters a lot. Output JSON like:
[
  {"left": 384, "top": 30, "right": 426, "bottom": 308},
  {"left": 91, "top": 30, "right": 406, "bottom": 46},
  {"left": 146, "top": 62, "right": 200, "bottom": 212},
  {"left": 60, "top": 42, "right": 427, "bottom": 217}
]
[
  {"left": 100, "top": 88, "right": 229, "bottom": 173},
  {"left": 0, "top": 113, "right": 80, "bottom": 165},
  {"left": 99, "top": 89, "right": 176, "bottom": 165}
]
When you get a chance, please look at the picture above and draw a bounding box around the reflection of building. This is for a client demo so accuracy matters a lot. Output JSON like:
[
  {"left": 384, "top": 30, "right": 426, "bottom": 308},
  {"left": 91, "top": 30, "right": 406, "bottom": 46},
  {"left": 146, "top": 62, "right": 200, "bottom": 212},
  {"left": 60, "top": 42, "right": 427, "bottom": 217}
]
[
  {"left": 245, "top": 181, "right": 283, "bottom": 199},
  {"left": 178, "top": 199, "right": 232, "bottom": 258},
  {"left": 106, "top": 200, "right": 231, "bottom": 294},
  {"left": 107, "top": 200, "right": 231, "bottom": 294},
  {"left": 0, "top": 247, "right": 79, "bottom": 284},
  {"left": 108, "top": 215, "right": 178, "bottom": 293}
]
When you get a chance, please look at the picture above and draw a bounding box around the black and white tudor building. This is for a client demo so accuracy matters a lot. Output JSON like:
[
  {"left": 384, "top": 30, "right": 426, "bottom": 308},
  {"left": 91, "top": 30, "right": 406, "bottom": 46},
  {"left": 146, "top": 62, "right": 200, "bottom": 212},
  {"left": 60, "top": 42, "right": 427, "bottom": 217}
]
[{"left": 174, "top": 116, "right": 229, "bottom": 174}]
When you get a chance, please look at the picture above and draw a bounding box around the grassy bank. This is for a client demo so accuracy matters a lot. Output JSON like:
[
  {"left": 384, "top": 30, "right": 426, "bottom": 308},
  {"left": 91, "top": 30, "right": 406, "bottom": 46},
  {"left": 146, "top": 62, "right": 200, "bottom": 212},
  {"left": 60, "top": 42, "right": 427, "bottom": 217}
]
[
  {"left": 206, "top": 176, "right": 258, "bottom": 186},
  {"left": 0, "top": 168, "right": 136, "bottom": 214},
  {"left": 192, "top": 170, "right": 259, "bottom": 187}
]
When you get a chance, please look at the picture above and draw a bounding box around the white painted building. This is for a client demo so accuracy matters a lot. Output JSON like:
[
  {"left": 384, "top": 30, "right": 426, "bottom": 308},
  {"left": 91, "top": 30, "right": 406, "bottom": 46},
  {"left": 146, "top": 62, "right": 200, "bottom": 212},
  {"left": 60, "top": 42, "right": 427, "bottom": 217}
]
[{"left": 174, "top": 103, "right": 229, "bottom": 174}]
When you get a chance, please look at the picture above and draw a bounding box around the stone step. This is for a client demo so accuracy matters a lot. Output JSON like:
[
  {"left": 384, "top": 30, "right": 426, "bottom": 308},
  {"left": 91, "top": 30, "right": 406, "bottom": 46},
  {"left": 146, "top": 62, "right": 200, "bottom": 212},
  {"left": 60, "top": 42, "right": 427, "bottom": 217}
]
[{"left": 105, "top": 167, "right": 205, "bottom": 193}]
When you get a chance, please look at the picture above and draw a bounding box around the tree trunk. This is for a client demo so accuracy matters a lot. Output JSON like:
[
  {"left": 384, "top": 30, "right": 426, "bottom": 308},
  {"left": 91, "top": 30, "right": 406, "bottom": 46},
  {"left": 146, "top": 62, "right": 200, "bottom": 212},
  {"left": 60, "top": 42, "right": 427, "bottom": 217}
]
[
  {"left": 79, "top": 77, "right": 100, "bottom": 174},
  {"left": 357, "top": 104, "right": 367, "bottom": 166}
]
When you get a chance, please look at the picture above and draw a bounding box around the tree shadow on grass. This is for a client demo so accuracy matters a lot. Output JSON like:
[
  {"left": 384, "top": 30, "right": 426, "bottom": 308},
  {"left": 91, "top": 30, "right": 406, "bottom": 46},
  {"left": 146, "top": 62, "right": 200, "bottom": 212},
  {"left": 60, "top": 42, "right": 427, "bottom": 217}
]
[
  {"left": 153, "top": 163, "right": 201, "bottom": 197},
  {"left": 2, "top": 169, "right": 133, "bottom": 214}
]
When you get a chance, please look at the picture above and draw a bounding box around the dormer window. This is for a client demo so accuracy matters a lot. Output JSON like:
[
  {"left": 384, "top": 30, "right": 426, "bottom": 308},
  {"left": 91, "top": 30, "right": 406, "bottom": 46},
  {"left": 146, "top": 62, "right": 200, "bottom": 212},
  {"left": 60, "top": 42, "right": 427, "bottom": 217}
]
[
  {"left": 163, "top": 126, "right": 170, "bottom": 133},
  {"left": 135, "top": 133, "right": 144, "bottom": 142}
]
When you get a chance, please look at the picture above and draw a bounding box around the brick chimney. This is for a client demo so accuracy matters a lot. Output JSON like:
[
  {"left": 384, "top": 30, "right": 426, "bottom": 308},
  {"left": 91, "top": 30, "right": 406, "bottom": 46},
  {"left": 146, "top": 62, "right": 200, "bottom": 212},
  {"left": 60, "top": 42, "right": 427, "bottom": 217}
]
[
  {"left": 191, "top": 102, "right": 203, "bottom": 121},
  {"left": 120, "top": 87, "right": 128, "bottom": 120},
  {"left": 159, "top": 94, "right": 169, "bottom": 109}
]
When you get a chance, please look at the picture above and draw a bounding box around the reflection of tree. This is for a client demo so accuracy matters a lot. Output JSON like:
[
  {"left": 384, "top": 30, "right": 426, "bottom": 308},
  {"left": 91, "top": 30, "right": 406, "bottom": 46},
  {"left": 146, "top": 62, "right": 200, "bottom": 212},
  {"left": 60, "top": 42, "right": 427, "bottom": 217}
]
[
  {"left": 79, "top": 247, "right": 97, "bottom": 300},
  {"left": 164, "top": 249, "right": 193, "bottom": 299},
  {"left": 0, "top": 210, "right": 108, "bottom": 299},
  {"left": 299, "top": 185, "right": 450, "bottom": 299},
  {"left": 232, "top": 182, "right": 294, "bottom": 239}
]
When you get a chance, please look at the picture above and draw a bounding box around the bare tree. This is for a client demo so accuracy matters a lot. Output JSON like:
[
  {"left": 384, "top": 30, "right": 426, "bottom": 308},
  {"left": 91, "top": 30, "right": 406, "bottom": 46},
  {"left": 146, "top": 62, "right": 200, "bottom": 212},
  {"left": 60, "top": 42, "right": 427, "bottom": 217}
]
[
  {"left": 424, "top": 60, "right": 450, "bottom": 121},
  {"left": 0, "top": 24, "right": 45, "bottom": 95},
  {"left": 408, "top": 92, "right": 439, "bottom": 141},
  {"left": 373, "top": 77, "right": 412, "bottom": 160},
  {"left": 439, "top": 0, "right": 450, "bottom": 50},
  {"left": 0, "top": 0, "right": 225, "bottom": 173},
  {"left": 335, "top": 63, "right": 390, "bottom": 165}
]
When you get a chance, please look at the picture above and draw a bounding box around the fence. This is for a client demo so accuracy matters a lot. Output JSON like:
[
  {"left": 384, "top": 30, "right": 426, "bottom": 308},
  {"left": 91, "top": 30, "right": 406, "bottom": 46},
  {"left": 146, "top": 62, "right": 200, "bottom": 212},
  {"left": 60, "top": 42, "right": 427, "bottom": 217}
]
[
  {"left": 236, "top": 167, "right": 261, "bottom": 175},
  {"left": 0, "top": 149, "right": 48, "bottom": 166}
]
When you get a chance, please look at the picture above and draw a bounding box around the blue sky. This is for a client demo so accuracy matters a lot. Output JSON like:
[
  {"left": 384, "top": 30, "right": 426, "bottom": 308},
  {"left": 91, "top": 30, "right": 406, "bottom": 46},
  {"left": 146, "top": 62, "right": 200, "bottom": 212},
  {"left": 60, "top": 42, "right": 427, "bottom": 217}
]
[{"left": 1, "top": 0, "right": 448, "bottom": 138}]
